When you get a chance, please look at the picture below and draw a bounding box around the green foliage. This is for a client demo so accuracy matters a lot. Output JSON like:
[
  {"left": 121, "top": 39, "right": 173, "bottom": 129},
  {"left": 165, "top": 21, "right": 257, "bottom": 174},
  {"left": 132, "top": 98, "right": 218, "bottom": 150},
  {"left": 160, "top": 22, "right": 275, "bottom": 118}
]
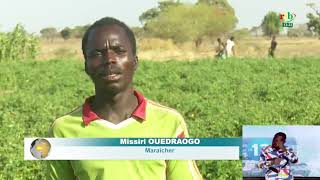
[
  {"left": 306, "top": 13, "right": 320, "bottom": 37},
  {"left": 1, "top": 58, "right": 320, "bottom": 179},
  {"left": 261, "top": 11, "right": 281, "bottom": 36},
  {"left": 139, "top": 1, "right": 181, "bottom": 25},
  {"left": 131, "top": 26, "right": 146, "bottom": 39},
  {"left": 139, "top": 7, "right": 160, "bottom": 25},
  {"left": 145, "top": 3, "right": 237, "bottom": 47},
  {"left": 197, "top": 0, "right": 235, "bottom": 12},
  {"left": 60, "top": 27, "right": 71, "bottom": 40},
  {"left": 306, "top": 3, "right": 320, "bottom": 37},
  {"left": 0, "top": 24, "right": 39, "bottom": 62},
  {"left": 40, "top": 27, "right": 58, "bottom": 41}
]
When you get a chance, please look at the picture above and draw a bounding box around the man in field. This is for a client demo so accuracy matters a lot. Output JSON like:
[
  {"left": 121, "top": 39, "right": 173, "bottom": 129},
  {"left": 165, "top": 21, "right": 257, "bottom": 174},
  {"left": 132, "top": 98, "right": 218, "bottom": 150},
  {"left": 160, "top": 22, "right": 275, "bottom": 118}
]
[
  {"left": 47, "top": 17, "right": 202, "bottom": 180},
  {"left": 268, "top": 35, "right": 277, "bottom": 58},
  {"left": 258, "top": 132, "right": 298, "bottom": 180},
  {"left": 215, "top": 38, "right": 226, "bottom": 59},
  {"left": 226, "top": 36, "right": 235, "bottom": 58}
]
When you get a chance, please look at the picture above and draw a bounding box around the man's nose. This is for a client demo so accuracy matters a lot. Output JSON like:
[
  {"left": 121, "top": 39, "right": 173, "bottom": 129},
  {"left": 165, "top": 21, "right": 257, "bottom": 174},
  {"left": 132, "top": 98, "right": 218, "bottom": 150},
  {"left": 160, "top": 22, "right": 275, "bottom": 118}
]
[{"left": 102, "top": 49, "right": 116, "bottom": 64}]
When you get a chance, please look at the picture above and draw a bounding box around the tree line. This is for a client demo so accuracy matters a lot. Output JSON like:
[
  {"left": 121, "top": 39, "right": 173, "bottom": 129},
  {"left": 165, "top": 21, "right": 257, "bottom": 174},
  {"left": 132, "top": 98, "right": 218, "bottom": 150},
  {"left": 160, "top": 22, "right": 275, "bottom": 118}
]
[
  {"left": 40, "top": 24, "right": 90, "bottom": 41},
  {"left": 39, "top": 0, "right": 320, "bottom": 44}
]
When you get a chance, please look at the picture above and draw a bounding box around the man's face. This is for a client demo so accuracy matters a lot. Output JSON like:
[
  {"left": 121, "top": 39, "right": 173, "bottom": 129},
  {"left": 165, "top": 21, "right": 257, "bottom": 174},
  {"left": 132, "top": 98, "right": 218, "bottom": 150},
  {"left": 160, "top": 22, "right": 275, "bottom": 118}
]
[
  {"left": 84, "top": 25, "right": 137, "bottom": 93},
  {"left": 273, "top": 136, "right": 284, "bottom": 149}
]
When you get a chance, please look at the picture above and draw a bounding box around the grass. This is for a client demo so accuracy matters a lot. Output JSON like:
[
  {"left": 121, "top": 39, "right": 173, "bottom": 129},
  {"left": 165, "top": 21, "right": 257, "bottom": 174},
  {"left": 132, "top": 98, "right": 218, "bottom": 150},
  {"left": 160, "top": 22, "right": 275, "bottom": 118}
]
[{"left": 1, "top": 57, "right": 320, "bottom": 179}]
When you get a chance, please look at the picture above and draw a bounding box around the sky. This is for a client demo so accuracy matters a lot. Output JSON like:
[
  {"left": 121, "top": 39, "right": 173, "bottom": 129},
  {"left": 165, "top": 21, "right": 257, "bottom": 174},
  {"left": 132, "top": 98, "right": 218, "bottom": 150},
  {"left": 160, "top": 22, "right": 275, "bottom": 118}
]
[{"left": 0, "top": 0, "right": 318, "bottom": 33}]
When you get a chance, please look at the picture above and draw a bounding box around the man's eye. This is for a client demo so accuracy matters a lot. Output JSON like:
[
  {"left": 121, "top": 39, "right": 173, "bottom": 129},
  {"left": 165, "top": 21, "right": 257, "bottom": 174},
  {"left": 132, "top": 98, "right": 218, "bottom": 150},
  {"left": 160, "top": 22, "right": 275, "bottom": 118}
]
[
  {"left": 114, "top": 47, "right": 126, "bottom": 54},
  {"left": 88, "top": 52, "right": 102, "bottom": 58}
]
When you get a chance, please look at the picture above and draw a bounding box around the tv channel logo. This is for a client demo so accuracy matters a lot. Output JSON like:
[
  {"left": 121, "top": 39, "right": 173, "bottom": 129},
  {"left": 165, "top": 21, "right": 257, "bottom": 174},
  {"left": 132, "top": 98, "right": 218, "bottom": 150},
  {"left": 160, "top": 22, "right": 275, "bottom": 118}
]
[{"left": 280, "top": 12, "right": 296, "bottom": 28}]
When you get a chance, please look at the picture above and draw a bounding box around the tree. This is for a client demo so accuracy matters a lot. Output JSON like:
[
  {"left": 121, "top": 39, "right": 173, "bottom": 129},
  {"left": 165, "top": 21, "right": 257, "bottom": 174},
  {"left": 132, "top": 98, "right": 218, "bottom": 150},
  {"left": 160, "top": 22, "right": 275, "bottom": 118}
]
[
  {"left": 71, "top": 24, "right": 90, "bottom": 38},
  {"left": 131, "top": 27, "right": 145, "bottom": 39},
  {"left": 261, "top": 11, "right": 281, "bottom": 36},
  {"left": 306, "top": 3, "right": 320, "bottom": 37},
  {"left": 197, "top": 0, "right": 235, "bottom": 11},
  {"left": 139, "top": 1, "right": 181, "bottom": 25},
  {"left": 40, "top": 27, "right": 57, "bottom": 42},
  {"left": 60, "top": 27, "right": 71, "bottom": 40},
  {"left": 143, "top": 3, "right": 237, "bottom": 47},
  {"left": 139, "top": 8, "right": 160, "bottom": 25}
]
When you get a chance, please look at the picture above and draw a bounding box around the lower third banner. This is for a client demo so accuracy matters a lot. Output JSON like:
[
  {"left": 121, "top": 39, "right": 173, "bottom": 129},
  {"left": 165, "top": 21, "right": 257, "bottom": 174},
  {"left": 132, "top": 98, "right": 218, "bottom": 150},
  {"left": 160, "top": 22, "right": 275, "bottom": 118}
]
[{"left": 24, "top": 138, "right": 241, "bottom": 160}]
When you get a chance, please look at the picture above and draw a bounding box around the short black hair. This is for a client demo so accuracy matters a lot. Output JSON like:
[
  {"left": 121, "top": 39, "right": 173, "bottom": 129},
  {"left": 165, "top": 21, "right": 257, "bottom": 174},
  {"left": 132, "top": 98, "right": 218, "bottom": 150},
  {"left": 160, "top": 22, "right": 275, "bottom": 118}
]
[
  {"left": 82, "top": 17, "right": 136, "bottom": 58},
  {"left": 274, "top": 132, "right": 286, "bottom": 141}
]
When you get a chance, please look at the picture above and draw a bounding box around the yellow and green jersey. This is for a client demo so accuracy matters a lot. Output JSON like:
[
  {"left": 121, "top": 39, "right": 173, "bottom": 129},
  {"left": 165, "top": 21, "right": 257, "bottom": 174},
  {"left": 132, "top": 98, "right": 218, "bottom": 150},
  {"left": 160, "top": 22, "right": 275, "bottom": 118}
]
[{"left": 47, "top": 91, "right": 202, "bottom": 180}]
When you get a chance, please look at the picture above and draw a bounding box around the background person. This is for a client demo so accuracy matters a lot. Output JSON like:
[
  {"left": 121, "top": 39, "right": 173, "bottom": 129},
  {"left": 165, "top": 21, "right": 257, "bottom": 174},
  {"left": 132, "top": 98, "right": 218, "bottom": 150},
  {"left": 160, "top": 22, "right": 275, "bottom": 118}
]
[
  {"left": 268, "top": 35, "right": 278, "bottom": 58},
  {"left": 226, "top": 36, "right": 236, "bottom": 58},
  {"left": 215, "top": 38, "right": 226, "bottom": 59}
]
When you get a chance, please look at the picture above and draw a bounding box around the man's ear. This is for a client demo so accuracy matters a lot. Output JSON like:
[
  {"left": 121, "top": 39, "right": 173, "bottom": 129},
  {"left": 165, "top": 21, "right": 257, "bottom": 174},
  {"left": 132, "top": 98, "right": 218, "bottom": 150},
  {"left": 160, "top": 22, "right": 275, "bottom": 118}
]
[{"left": 133, "top": 55, "right": 138, "bottom": 71}]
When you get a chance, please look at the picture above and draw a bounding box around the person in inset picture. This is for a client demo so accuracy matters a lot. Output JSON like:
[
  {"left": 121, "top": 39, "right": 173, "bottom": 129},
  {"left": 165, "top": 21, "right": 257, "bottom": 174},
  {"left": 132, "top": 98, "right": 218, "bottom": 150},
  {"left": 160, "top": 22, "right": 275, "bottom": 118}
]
[
  {"left": 258, "top": 132, "right": 298, "bottom": 180},
  {"left": 226, "top": 36, "right": 235, "bottom": 58},
  {"left": 268, "top": 35, "right": 277, "bottom": 58},
  {"left": 47, "top": 17, "right": 202, "bottom": 180},
  {"left": 215, "top": 38, "right": 226, "bottom": 59}
]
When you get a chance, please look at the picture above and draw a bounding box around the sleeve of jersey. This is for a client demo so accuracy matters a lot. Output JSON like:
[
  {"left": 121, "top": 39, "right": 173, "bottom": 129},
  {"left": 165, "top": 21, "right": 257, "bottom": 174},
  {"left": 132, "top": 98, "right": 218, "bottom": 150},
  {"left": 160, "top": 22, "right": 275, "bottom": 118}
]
[
  {"left": 258, "top": 148, "right": 267, "bottom": 169},
  {"left": 46, "top": 119, "right": 77, "bottom": 180},
  {"left": 166, "top": 114, "right": 203, "bottom": 180},
  {"left": 286, "top": 147, "right": 298, "bottom": 163}
]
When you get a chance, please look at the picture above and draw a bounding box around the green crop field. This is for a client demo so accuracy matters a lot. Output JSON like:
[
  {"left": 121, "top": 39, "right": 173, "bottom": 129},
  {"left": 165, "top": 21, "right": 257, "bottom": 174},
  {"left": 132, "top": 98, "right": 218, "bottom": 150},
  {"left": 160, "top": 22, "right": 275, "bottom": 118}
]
[{"left": 1, "top": 58, "right": 320, "bottom": 179}]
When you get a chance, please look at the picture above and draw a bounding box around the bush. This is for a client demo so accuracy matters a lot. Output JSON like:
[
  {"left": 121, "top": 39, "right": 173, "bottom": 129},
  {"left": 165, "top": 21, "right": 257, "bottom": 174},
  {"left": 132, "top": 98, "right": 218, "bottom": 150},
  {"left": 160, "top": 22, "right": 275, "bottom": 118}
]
[{"left": 0, "top": 24, "right": 39, "bottom": 62}]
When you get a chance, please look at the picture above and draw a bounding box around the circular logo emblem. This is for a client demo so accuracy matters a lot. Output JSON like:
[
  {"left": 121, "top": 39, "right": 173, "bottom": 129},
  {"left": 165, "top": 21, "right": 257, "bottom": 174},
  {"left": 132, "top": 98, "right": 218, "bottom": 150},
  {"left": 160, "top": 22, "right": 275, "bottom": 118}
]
[{"left": 30, "top": 138, "right": 51, "bottom": 159}]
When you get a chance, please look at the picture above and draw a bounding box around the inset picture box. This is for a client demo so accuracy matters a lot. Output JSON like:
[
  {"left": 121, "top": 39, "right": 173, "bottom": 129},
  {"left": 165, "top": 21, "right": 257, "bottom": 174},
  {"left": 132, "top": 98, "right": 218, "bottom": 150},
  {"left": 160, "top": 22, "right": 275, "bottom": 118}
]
[{"left": 242, "top": 125, "right": 320, "bottom": 180}]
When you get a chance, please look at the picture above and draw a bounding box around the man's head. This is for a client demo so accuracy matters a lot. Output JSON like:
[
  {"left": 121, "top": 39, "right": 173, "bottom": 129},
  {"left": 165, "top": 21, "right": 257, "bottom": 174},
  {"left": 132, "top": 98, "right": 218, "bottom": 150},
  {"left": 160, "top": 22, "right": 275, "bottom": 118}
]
[
  {"left": 230, "top": 36, "right": 234, "bottom": 41},
  {"left": 217, "top": 38, "right": 221, "bottom": 43},
  {"left": 272, "top": 132, "right": 286, "bottom": 149},
  {"left": 272, "top": 35, "right": 276, "bottom": 41},
  {"left": 82, "top": 17, "right": 138, "bottom": 94}
]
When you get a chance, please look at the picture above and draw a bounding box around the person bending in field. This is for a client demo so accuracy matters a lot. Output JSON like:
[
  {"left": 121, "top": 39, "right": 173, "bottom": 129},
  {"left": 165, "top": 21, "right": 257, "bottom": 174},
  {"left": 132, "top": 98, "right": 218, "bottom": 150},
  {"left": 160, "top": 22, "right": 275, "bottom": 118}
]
[
  {"left": 47, "top": 17, "right": 202, "bottom": 180},
  {"left": 215, "top": 38, "right": 226, "bottom": 59},
  {"left": 258, "top": 132, "right": 298, "bottom": 180},
  {"left": 268, "top": 35, "right": 277, "bottom": 58}
]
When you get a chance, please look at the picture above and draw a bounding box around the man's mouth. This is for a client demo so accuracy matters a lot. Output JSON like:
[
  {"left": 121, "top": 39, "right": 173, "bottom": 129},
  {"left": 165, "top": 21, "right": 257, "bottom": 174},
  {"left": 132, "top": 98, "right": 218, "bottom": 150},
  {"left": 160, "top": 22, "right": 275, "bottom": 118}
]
[
  {"left": 103, "top": 73, "right": 121, "bottom": 81},
  {"left": 98, "top": 70, "right": 121, "bottom": 81},
  {"left": 96, "top": 66, "right": 122, "bottom": 81}
]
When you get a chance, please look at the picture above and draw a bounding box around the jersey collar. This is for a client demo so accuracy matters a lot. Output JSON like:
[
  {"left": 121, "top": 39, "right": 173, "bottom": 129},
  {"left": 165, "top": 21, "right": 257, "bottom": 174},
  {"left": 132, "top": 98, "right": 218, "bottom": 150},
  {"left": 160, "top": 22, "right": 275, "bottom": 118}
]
[{"left": 82, "top": 90, "right": 146, "bottom": 126}]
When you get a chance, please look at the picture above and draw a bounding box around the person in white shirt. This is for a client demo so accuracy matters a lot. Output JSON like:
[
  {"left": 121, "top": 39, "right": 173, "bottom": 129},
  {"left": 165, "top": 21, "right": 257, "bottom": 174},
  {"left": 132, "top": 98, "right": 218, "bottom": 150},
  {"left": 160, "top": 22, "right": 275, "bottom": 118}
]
[{"left": 226, "top": 36, "right": 235, "bottom": 58}]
